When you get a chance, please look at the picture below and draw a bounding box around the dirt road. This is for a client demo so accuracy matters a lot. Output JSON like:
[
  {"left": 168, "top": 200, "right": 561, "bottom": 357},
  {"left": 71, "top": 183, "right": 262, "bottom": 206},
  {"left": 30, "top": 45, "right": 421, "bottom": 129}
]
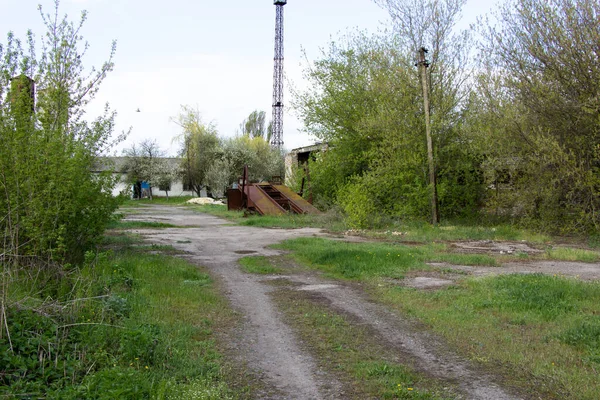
[{"left": 123, "top": 204, "right": 578, "bottom": 399}]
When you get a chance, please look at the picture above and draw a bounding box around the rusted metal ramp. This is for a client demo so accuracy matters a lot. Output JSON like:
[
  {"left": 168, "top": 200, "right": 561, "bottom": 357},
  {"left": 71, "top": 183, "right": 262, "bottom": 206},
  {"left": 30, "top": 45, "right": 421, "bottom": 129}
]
[
  {"left": 270, "top": 184, "right": 320, "bottom": 215},
  {"left": 246, "top": 184, "right": 320, "bottom": 216},
  {"left": 229, "top": 183, "right": 320, "bottom": 216},
  {"left": 227, "top": 166, "right": 321, "bottom": 216}
]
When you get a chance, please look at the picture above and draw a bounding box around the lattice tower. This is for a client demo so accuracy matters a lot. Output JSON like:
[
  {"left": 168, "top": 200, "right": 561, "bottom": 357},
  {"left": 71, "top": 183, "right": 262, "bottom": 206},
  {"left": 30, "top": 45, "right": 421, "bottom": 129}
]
[{"left": 271, "top": 0, "right": 287, "bottom": 148}]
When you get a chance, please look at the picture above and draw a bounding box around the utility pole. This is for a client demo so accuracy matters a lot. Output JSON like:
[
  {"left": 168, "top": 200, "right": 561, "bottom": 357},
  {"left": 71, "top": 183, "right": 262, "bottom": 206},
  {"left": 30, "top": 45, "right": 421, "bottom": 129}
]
[{"left": 417, "top": 47, "right": 440, "bottom": 225}]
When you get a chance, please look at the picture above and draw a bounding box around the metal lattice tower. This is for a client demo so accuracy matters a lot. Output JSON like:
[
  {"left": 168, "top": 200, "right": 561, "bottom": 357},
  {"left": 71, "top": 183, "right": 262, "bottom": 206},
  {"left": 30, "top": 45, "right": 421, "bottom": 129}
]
[{"left": 271, "top": 0, "right": 287, "bottom": 148}]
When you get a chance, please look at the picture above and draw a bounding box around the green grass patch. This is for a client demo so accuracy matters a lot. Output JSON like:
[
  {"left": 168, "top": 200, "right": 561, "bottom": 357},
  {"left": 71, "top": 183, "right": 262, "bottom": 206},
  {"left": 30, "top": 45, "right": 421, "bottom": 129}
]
[
  {"left": 273, "top": 237, "right": 495, "bottom": 280},
  {"left": 1, "top": 246, "right": 237, "bottom": 398},
  {"left": 122, "top": 196, "right": 196, "bottom": 206},
  {"left": 106, "top": 220, "right": 178, "bottom": 229},
  {"left": 272, "top": 289, "right": 456, "bottom": 399},
  {"left": 372, "top": 221, "right": 550, "bottom": 244},
  {"left": 101, "top": 232, "right": 143, "bottom": 247},
  {"left": 187, "top": 204, "right": 348, "bottom": 231},
  {"left": 377, "top": 274, "right": 600, "bottom": 399},
  {"left": 239, "top": 256, "right": 281, "bottom": 274},
  {"left": 543, "top": 247, "right": 600, "bottom": 263}
]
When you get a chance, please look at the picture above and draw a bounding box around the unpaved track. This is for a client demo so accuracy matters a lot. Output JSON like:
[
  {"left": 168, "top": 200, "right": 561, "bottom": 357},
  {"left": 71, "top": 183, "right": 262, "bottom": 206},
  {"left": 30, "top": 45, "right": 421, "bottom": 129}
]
[{"left": 125, "top": 205, "right": 522, "bottom": 399}]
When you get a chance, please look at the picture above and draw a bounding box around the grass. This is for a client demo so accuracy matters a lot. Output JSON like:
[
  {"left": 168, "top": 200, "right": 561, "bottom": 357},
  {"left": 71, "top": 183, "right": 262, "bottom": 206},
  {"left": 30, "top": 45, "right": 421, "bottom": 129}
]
[
  {"left": 271, "top": 286, "right": 456, "bottom": 399},
  {"left": 186, "top": 204, "right": 348, "bottom": 231},
  {"left": 121, "top": 196, "right": 196, "bottom": 207},
  {"left": 1, "top": 234, "right": 239, "bottom": 399},
  {"left": 376, "top": 274, "right": 600, "bottom": 399},
  {"left": 272, "top": 237, "right": 497, "bottom": 280},
  {"left": 361, "top": 220, "right": 551, "bottom": 244},
  {"left": 239, "top": 256, "right": 282, "bottom": 274},
  {"left": 543, "top": 247, "right": 600, "bottom": 263},
  {"left": 106, "top": 220, "right": 179, "bottom": 229},
  {"left": 275, "top": 236, "right": 600, "bottom": 398}
]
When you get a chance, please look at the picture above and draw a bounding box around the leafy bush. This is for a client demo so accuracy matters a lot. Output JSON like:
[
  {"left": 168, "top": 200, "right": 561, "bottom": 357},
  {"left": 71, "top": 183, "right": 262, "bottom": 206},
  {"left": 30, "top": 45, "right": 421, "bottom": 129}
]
[{"left": 0, "top": 3, "right": 122, "bottom": 264}]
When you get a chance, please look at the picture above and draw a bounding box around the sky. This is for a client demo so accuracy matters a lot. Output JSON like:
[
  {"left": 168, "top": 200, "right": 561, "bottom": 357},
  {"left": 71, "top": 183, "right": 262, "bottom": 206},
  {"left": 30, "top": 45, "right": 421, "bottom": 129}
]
[{"left": 1, "top": 0, "right": 498, "bottom": 156}]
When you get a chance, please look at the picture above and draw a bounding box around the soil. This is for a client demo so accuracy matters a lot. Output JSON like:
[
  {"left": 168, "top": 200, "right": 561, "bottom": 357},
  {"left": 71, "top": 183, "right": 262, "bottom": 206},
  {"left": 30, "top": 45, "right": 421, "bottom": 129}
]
[{"left": 123, "top": 205, "right": 600, "bottom": 399}]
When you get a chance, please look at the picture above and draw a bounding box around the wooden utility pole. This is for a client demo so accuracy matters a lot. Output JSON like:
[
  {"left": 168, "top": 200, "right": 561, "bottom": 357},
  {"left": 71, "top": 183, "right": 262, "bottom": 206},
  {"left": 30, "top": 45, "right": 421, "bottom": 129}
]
[{"left": 417, "top": 47, "right": 440, "bottom": 225}]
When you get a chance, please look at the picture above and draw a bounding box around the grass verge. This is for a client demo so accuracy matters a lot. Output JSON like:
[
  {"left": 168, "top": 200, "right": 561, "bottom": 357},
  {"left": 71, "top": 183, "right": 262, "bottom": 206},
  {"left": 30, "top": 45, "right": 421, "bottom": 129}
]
[
  {"left": 1, "top": 235, "right": 238, "bottom": 399},
  {"left": 543, "top": 247, "right": 600, "bottom": 263},
  {"left": 375, "top": 274, "right": 600, "bottom": 399},
  {"left": 186, "top": 204, "right": 347, "bottom": 231}
]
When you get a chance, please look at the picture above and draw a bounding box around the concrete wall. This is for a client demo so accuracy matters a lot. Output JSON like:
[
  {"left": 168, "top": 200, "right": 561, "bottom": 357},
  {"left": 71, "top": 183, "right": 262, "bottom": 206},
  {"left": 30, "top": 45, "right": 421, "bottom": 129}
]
[{"left": 111, "top": 174, "right": 200, "bottom": 198}]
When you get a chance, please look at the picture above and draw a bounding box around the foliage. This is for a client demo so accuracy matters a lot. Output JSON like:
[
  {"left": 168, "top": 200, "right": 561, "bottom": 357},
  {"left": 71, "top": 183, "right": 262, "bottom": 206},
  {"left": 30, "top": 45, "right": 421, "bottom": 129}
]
[
  {"left": 204, "top": 135, "right": 283, "bottom": 196},
  {"left": 294, "top": 26, "right": 482, "bottom": 227},
  {"left": 0, "top": 244, "right": 236, "bottom": 398},
  {"left": 0, "top": 1, "right": 122, "bottom": 264},
  {"left": 239, "top": 109, "right": 269, "bottom": 141},
  {"left": 122, "top": 139, "right": 173, "bottom": 198},
  {"left": 173, "top": 106, "right": 282, "bottom": 197},
  {"left": 173, "top": 105, "right": 221, "bottom": 197},
  {"left": 471, "top": 0, "right": 600, "bottom": 233}
]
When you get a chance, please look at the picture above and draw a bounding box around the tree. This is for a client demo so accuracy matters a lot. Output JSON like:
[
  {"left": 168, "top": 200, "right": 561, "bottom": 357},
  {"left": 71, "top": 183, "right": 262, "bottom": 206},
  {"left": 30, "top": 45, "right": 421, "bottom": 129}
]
[
  {"left": 0, "top": 1, "right": 123, "bottom": 264},
  {"left": 240, "top": 110, "right": 268, "bottom": 140},
  {"left": 122, "top": 139, "right": 168, "bottom": 199},
  {"left": 473, "top": 0, "right": 600, "bottom": 232},
  {"left": 294, "top": 27, "right": 481, "bottom": 227},
  {"left": 173, "top": 106, "right": 220, "bottom": 197}
]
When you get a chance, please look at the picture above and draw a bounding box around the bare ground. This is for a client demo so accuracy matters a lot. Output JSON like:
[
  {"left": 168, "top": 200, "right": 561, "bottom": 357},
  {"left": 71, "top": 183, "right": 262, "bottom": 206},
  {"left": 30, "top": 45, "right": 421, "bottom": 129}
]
[{"left": 122, "top": 205, "right": 600, "bottom": 399}]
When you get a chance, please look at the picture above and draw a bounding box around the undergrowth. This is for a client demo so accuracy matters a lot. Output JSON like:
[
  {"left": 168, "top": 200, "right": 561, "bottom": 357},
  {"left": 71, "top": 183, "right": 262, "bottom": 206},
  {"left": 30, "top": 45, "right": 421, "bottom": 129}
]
[{"left": 0, "top": 242, "right": 236, "bottom": 398}]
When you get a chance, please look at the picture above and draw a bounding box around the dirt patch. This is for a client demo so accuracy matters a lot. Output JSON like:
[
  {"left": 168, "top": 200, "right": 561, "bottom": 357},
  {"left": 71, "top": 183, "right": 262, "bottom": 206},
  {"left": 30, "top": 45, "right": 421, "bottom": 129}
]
[
  {"left": 403, "top": 276, "right": 455, "bottom": 289},
  {"left": 452, "top": 240, "right": 543, "bottom": 255},
  {"left": 429, "top": 260, "right": 600, "bottom": 281}
]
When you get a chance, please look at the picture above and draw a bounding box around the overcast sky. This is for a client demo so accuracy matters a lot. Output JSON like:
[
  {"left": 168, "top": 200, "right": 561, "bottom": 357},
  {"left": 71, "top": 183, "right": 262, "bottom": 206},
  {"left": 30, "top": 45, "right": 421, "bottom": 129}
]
[{"left": 2, "top": 0, "right": 498, "bottom": 155}]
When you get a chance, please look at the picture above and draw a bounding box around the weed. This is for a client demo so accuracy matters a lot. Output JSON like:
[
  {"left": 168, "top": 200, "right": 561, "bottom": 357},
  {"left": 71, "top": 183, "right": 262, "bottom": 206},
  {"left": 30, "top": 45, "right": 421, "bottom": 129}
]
[{"left": 1, "top": 244, "right": 237, "bottom": 398}]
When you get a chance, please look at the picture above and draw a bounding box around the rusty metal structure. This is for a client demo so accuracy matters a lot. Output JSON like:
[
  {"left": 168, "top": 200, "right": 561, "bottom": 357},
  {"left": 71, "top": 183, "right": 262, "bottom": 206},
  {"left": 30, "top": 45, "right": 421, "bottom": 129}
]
[{"left": 227, "top": 166, "right": 320, "bottom": 215}]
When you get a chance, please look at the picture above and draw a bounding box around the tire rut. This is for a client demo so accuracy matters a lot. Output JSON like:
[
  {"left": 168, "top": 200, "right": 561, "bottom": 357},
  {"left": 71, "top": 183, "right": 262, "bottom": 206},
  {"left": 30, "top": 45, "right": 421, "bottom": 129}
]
[{"left": 125, "top": 205, "right": 523, "bottom": 399}]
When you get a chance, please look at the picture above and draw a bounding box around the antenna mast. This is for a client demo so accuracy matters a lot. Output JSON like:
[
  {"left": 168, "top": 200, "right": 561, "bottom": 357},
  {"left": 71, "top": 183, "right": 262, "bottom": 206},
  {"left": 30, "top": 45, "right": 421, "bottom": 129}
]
[{"left": 271, "top": 0, "right": 287, "bottom": 148}]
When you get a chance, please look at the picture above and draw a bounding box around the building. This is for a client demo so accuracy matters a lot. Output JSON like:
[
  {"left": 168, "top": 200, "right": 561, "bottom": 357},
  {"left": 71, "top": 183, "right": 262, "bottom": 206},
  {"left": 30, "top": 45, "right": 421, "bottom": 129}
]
[
  {"left": 92, "top": 157, "right": 198, "bottom": 197},
  {"left": 284, "top": 143, "right": 328, "bottom": 185}
]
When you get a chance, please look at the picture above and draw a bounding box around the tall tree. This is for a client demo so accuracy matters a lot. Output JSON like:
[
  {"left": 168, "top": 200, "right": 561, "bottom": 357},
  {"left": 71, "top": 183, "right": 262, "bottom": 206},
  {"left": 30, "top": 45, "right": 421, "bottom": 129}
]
[
  {"left": 173, "top": 106, "right": 220, "bottom": 197},
  {"left": 239, "top": 110, "right": 268, "bottom": 139},
  {"left": 294, "top": 25, "right": 480, "bottom": 226}
]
